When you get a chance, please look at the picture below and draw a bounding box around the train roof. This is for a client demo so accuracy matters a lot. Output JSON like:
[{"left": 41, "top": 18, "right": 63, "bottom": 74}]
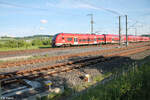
[{"left": 57, "top": 33, "right": 98, "bottom": 36}]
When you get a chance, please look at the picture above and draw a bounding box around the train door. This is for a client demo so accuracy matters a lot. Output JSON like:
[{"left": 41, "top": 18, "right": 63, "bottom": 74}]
[
  {"left": 74, "top": 37, "right": 78, "bottom": 45},
  {"left": 103, "top": 34, "right": 106, "bottom": 44},
  {"left": 94, "top": 36, "right": 97, "bottom": 44}
]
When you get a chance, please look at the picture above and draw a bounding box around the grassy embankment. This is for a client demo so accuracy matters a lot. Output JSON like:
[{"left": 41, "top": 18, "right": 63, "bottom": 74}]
[{"left": 72, "top": 57, "right": 150, "bottom": 100}]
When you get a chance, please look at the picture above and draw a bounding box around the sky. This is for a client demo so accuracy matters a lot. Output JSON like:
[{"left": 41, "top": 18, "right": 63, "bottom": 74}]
[{"left": 0, "top": 0, "right": 150, "bottom": 37}]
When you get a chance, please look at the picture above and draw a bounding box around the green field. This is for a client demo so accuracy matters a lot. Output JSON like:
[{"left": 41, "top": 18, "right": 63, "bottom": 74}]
[{"left": 0, "top": 35, "right": 53, "bottom": 51}]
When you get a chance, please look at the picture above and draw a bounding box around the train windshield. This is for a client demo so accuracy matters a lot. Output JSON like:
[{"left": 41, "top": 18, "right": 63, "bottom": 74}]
[{"left": 52, "top": 33, "right": 59, "bottom": 41}]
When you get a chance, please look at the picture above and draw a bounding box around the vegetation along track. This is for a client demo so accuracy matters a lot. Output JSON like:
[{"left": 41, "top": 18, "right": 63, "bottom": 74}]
[
  {"left": 0, "top": 42, "right": 149, "bottom": 68},
  {"left": 0, "top": 44, "right": 149, "bottom": 86}
]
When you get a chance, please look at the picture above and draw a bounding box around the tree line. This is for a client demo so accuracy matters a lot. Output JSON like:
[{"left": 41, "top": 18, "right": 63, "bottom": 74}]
[{"left": 0, "top": 38, "right": 51, "bottom": 48}]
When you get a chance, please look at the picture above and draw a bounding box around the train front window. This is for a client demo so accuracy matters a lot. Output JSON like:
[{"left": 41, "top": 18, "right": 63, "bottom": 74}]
[{"left": 52, "top": 33, "right": 59, "bottom": 41}]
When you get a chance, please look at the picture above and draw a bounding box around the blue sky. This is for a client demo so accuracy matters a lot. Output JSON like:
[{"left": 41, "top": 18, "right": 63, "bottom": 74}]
[{"left": 0, "top": 0, "right": 150, "bottom": 37}]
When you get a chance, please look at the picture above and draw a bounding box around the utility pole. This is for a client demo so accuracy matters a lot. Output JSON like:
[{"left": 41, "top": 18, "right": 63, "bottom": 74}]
[
  {"left": 87, "top": 14, "right": 94, "bottom": 34},
  {"left": 119, "top": 16, "right": 121, "bottom": 46},
  {"left": 125, "top": 15, "right": 128, "bottom": 47}
]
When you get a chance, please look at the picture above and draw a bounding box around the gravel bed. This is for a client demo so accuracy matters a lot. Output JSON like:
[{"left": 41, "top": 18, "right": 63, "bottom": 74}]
[
  {"left": 0, "top": 45, "right": 149, "bottom": 74},
  {"left": 0, "top": 46, "right": 132, "bottom": 74},
  {"left": 47, "top": 49, "right": 150, "bottom": 88},
  {"left": 0, "top": 42, "right": 148, "bottom": 59},
  {"left": 0, "top": 46, "right": 106, "bottom": 58}
]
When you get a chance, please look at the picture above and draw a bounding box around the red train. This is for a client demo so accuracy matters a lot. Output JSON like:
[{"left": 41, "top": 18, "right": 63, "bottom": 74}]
[{"left": 52, "top": 33, "right": 150, "bottom": 47}]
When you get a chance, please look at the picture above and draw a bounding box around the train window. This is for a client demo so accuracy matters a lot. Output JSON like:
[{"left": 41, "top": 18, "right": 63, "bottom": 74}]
[
  {"left": 74, "top": 38, "right": 78, "bottom": 42},
  {"left": 98, "top": 38, "right": 101, "bottom": 40},
  {"left": 88, "top": 38, "right": 93, "bottom": 41},
  {"left": 102, "top": 38, "right": 104, "bottom": 40},
  {"left": 94, "top": 38, "right": 97, "bottom": 41},
  {"left": 67, "top": 38, "right": 72, "bottom": 42},
  {"left": 112, "top": 38, "right": 114, "bottom": 41},
  {"left": 79, "top": 39, "right": 81, "bottom": 42},
  {"left": 83, "top": 39, "right": 86, "bottom": 42}
]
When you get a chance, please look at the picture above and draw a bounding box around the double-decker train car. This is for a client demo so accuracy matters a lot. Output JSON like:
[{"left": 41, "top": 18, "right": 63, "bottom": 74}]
[
  {"left": 52, "top": 33, "right": 150, "bottom": 47},
  {"left": 52, "top": 33, "right": 100, "bottom": 47}
]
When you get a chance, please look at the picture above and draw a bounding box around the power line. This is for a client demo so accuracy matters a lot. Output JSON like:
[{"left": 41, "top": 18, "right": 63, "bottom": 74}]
[{"left": 0, "top": 1, "right": 47, "bottom": 11}]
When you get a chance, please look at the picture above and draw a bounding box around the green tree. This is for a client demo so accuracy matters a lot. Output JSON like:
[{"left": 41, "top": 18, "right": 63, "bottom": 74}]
[{"left": 32, "top": 39, "right": 43, "bottom": 46}]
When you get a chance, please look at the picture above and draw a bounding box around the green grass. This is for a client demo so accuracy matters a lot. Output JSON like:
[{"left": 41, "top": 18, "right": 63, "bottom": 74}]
[
  {"left": 0, "top": 45, "right": 51, "bottom": 52},
  {"left": 72, "top": 60, "right": 150, "bottom": 100},
  {"left": 72, "top": 73, "right": 112, "bottom": 92}
]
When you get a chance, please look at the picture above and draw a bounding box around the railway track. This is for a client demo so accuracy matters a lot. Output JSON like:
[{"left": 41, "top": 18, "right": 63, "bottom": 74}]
[
  {"left": 0, "top": 44, "right": 149, "bottom": 86},
  {"left": 0, "top": 42, "right": 148, "bottom": 58},
  {"left": 0, "top": 41, "right": 150, "bottom": 68},
  {"left": 0, "top": 42, "right": 149, "bottom": 68},
  {"left": 0, "top": 44, "right": 115, "bottom": 56}
]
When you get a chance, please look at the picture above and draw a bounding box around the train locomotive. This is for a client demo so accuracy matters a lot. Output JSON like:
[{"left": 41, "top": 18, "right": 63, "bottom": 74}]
[{"left": 52, "top": 33, "right": 150, "bottom": 47}]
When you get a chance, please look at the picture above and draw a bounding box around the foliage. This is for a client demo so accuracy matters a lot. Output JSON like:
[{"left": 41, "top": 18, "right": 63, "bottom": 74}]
[
  {"left": 0, "top": 37, "right": 52, "bottom": 51},
  {"left": 72, "top": 62, "right": 150, "bottom": 100},
  {"left": 42, "top": 39, "right": 51, "bottom": 45},
  {"left": 32, "top": 39, "right": 43, "bottom": 46},
  {"left": 31, "top": 38, "right": 51, "bottom": 46},
  {"left": 0, "top": 42, "right": 4, "bottom": 48},
  {"left": 5, "top": 40, "right": 18, "bottom": 48}
]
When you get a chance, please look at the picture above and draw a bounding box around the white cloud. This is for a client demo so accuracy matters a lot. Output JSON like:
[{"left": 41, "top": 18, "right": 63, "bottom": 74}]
[{"left": 40, "top": 19, "right": 48, "bottom": 24}]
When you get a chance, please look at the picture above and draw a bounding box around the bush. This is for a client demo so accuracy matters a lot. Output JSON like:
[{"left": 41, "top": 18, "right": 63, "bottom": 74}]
[
  {"left": 41, "top": 39, "right": 51, "bottom": 45},
  {"left": 24, "top": 42, "right": 32, "bottom": 48},
  {"left": 0, "top": 42, "right": 4, "bottom": 48},
  {"left": 32, "top": 39, "right": 43, "bottom": 46},
  {"left": 31, "top": 38, "right": 51, "bottom": 46},
  {"left": 17, "top": 40, "right": 26, "bottom": 48},
  {"left": 0, "top": 38, "right": 51, "bottom": 49},
  {"left": 2, "top": 40, "right": 30, "bottom": 48},
  {"left": 5, "top": 40, "right": 18, "bottom": 48}
]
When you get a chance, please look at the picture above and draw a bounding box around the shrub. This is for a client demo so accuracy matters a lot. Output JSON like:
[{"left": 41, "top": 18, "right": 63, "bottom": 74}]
[
  {"left": 24, "top": 42, "right": 32, "bottom": 48},
  {"left": 17, "top": 40, "right": 26, "bottom": 48},
  {"left": 0, "top": 42, "right": 4, "bottom": 48},
  {"left": 41, "top": 39, "right": 51, "bottom": 45},
  {"left": 5, "top": 40, "right": 18, "bottom": 48},
  {"left": 32, "top": 39, "right": 43, "bottom": 46}
]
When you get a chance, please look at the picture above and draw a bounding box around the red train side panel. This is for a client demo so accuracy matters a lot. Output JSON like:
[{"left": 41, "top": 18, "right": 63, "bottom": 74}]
[{"left": 52, "top": 33, "right": 150, "bottom": 47}]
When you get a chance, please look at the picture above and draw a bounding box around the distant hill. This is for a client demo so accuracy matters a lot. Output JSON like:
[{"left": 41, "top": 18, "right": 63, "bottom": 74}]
[{"left": 14, "top": 35, "right": 54, "bottom": 39}]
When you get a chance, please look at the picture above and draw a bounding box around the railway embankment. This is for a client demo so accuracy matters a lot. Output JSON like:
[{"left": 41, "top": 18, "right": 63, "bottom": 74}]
[{"left": 71, "top": 56, "right": 150, "bottom": 100}]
